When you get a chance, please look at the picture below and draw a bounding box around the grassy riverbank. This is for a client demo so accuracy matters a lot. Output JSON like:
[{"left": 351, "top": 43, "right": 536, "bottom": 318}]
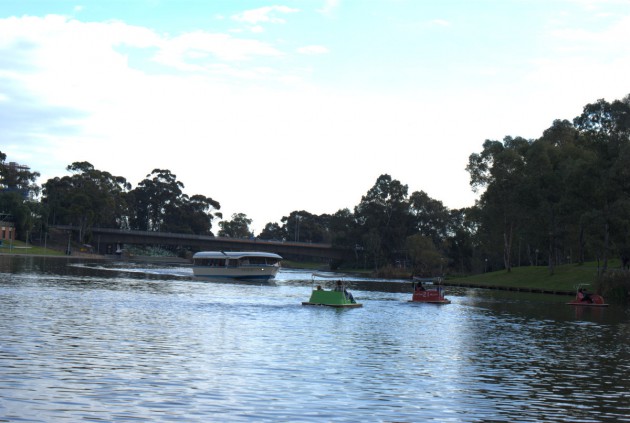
[
  {"left": 277, "top": 259, "right": 610, "bottom": 293},
  {"left": 451, "top": 261, "right": 630, "bottom": 305},
  {"left": 0, "top": 240, "right": 65, "bottom": 256},
  {"left": 449, "top": 262, "right": 614, "bottom": 294}
]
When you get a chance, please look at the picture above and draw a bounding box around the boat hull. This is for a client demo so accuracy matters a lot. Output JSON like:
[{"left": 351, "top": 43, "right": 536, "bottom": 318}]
[
  {"left": 566, "top": 302, "right": 609, "bottom": 307},
  {"left": 566, "top": 293, "right": 608, "bottom": 307},
  {"left": 410, "top": 289, "right": 451, "bottom": 304},
  {"left": 301, "top": 302, "right": 363, "bottom": 308},
  {"left": 192, "top": 266, "right": 279, "bottom": 280}
]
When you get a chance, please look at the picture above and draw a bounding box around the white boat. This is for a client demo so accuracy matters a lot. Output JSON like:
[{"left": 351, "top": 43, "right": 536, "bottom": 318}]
[{"left": 191, "top": 251, "right": 282, "bottom": 280}]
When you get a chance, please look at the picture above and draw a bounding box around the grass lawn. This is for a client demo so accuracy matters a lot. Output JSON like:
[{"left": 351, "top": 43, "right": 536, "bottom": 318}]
[
  {"left": 286, "top": 259, "right": 614, "bottom": 294},
  {"left": 0, "top": 240, "right": 65, "bottom": 256},
  {"left": 450, "top": 262, "right": 612, "bottom": 293}
]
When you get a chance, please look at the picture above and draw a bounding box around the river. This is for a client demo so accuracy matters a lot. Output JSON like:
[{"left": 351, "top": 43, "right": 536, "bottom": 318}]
[{"left": 1, "top": 256, "right": 629, "bottom": 422}]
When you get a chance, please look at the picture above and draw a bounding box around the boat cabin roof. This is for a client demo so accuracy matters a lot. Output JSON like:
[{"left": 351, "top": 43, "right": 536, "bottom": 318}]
[
  {"left": 192, "top": 251, "right": 282, "bottom": 260},
  {"left": 312, "top": 272, "right": 340, "bottom": 279},
  {"left": 413, "top": 277, "right": 442, "bottom": 285}
]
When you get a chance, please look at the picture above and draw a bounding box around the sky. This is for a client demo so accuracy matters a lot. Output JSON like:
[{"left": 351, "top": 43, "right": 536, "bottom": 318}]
[{"left": 1, "top": 0, "right": 630, "bottom": 234}]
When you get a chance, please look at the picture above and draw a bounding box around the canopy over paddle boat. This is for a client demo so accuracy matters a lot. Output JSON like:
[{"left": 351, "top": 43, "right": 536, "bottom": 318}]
[
  {"left": 566, "top": 283, "right": 608, "bottom": 307},
  {"left": 409, "top": 277, "right": 451, "bottom": 304},
  {"left": 302, "top": 273, "right": 362, "bottom": 308}
]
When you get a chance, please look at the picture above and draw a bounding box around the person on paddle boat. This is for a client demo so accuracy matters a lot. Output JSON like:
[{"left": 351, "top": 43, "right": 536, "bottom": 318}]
[
  {"left": 578, "top": 288, "right": 593, "bottom": 303},
  {"left": 411, "top": 274, "right": 426, "bottom": 291},
  {"left": 334, "top": 280, "right": 356, "bottom": 303},
  {"left": 344, "top": 288, "right": 356, "bottom": 303}
]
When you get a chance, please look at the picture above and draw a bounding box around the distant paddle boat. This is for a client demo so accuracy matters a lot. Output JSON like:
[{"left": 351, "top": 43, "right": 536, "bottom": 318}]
[
  {"left": 302, "top": 273, "right": 362, "bottom": 308},
  {"left": 409, "top": 277, "right": 451, "bottom": 304},
  {"left": 566, "top": 284, "right": 608, "bottom": 307}
]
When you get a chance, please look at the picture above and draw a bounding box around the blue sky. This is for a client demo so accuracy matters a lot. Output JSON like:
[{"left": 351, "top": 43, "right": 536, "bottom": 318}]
[{"left": 1, "top": 1, "right": 629, "bottom": 233}]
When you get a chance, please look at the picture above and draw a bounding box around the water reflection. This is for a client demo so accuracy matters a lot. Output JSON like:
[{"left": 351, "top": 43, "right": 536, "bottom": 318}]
[{"left": 1, "top": 256, "right": 630, "bottom": 422}]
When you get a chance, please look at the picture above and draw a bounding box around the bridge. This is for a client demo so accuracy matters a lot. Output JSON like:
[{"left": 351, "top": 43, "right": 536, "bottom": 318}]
[{"left": 52, "top": 226, "right": 354, "bottom": 262}]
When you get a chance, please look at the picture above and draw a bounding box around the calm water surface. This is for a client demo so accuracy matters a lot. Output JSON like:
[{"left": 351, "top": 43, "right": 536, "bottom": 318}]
[{"left": 1, "top": 256, "right": 630, "bottom": 422}]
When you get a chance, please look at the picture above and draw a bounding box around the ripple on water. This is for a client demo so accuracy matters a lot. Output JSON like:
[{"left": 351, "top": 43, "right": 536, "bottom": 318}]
[{"left": 1, "top": 259, "right": 630, "bottom": 422}]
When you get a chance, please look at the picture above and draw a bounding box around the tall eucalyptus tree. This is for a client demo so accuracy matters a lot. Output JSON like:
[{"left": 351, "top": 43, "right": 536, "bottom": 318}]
[
  {"left": 328, "top": 208, "right": 358, "bottom": 249},
  {"left": 0, "top": 151, "right": 40, "bottom": 197},
  {"left": 281, "top": 210, "right": 329, "bottom": 243},
  {"left": 42, "top": 162, "right": 131, "bottom": 242},
  {"left": 573, "top": 96, "right": 630, "bottom": 271},
  {"left": 408, "top": 190, "right": 449, "bottom": 247},
  {"left": 218, "top": 213, "right": 253, "bottom": 238},
  {"left": 0, "top": 151, "right": 41, "bottom": 241},
  {"left": 467, "top": 137, "right": 531, "bottom": 272},
  {"left": 128, "top": 169, "right": 220, "bottom": 234},
  {"left": 354, "top": 174, "right": 410, "bottom": 268},
  {"left": 259, "top": 222, "right": 287, "bottom": 241}
]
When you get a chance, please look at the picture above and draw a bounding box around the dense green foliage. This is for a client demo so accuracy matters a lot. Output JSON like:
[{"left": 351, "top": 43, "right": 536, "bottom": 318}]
[
  {"left": 467, "top": 95, "right": 630, "bottom": 277},
  {"left": 2, "top": 95, "right": 630, "bottom": 285},
  {"left": 218, "top": 213, "right": 253, "bottom": 238},
  {"left": 0, "top": 151, "right": 41, "bottom": 240},
  {"left": 596, "top": 271, "right": 630, "bottom": 304},
  {"left": 39, "top": 166, "right": 221, "bottom": 243}
]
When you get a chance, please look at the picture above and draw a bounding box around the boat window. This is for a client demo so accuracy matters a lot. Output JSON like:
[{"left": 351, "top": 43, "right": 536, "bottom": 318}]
[
  {"left": 196, "top": 256, "right": 278, "bottom": 266},
  {"left": 248, "top": 257, "right": 279, "bottom": 265},
  {"left": 195, "top": 258, "right": 227, "bottom": 267}
]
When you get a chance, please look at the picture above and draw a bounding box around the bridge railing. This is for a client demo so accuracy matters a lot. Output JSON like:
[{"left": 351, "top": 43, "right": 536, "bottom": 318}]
[{"left": 51, "top": 225, "right": 336, "bottom": 250}]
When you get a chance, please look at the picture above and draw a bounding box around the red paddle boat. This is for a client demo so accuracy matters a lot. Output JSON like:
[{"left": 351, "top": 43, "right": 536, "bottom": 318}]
[
  {"left": 409, "top": 277, "right": 451, "bottom": 304},
  {"left": 566, "top": 284, "right": 608, "bottom": 307}
]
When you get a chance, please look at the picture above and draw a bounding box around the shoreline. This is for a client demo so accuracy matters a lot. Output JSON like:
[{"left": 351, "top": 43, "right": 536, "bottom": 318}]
[
  {"left": 0, "top": 252, "right": 190, "bottom": 263},
  {"left": 440, "top": 279, "right": 573, "bottom": 296},
  {"left": 0, "top": 253, "right": 577, "bottom": 297}
]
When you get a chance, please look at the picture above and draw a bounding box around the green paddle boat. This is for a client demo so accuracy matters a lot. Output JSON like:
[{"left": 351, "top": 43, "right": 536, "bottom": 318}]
[{"left": 302, "top": 273, "right": 362, "bottom": 308}]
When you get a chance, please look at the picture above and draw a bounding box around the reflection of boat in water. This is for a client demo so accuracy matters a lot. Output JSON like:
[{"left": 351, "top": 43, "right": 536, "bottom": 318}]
[
  {"left": 192, "top": 251, "right": 282, "bottom": 281},
  {"left": 302, "top": 273, "right": 362, "bottom": 308},
  {"left": 566, "top": 284, "right": 608, "bottom": 307},
  {"left": 409, "top": 277, "right": 451, "bottom": 304}
]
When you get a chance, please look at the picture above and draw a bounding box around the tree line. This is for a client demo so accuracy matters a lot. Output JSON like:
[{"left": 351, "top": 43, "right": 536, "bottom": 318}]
[{"left": 1, "top": 94, "right": 629, "bottom": 276}]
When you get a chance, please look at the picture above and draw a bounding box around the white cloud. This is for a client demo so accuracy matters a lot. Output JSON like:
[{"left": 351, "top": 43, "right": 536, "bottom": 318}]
[
  {"left": 551, "top": 14, "right": 630, "bottom": 50},
  {"left": 0, "top": 13, "right": 332, "bottom": 231},
  {"left": 430, "top": 19, "right": 450, "bottom": 27},
  {"left": 297, "top": 45, "right": 329, "bottom": 55},
  {"left": 318, "top": 0, "right": 339, "bottom": 16},
  {"left": 2, "top": 5, "right": 630, "bottom": 233},
  {"left": 153, "top": 31, "right": 282, "bottom": 66},
  {"left": 231, "top": 6, "right": 299, "bottom": 25},
  {"left": 537, "top": 13, "right": 630, "bottom": 99}
]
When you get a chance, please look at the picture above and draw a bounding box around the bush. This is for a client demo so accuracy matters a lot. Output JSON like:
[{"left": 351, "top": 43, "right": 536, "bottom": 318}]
[
  {"left": 374, "top": 264, "right": 412, "bottom": 279},
  {"left": 596, "top": 271, "right": 630, "bottom": 305}
]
